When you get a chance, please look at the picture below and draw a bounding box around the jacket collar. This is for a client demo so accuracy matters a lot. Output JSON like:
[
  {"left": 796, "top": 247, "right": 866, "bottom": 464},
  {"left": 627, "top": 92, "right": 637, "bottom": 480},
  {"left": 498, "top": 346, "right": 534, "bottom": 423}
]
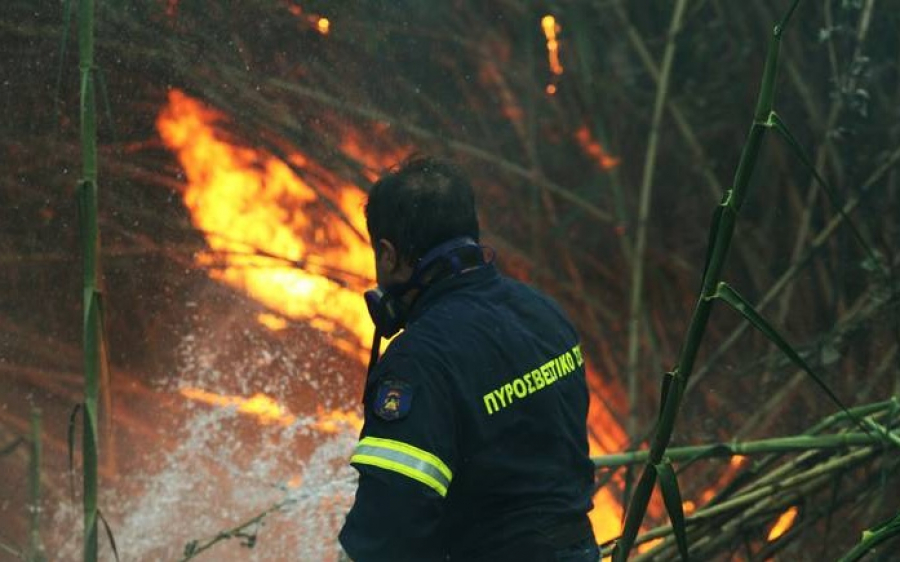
[{"left": 406, "top": 263, "right": 498, "bottom": 323}]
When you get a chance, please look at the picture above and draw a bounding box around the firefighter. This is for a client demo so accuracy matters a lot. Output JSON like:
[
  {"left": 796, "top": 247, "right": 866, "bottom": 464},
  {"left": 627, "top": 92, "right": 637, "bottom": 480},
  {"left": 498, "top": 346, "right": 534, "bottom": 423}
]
[{"left": 338, "top": 156, "right": 598, "bottom": 562}]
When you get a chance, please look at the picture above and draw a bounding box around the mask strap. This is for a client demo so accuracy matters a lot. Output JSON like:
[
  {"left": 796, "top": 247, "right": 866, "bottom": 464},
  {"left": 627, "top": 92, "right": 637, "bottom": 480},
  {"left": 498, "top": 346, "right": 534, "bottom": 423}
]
[{"left": 363, "top": 326, "right": 383, "bottom": 405}]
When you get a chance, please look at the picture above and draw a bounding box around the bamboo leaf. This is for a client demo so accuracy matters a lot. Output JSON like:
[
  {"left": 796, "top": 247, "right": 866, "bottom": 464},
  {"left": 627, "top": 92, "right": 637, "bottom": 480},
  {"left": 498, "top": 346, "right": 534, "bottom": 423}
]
[
  {"left": 656, "top": 461, "right": 690, "bottom": 561},
  {"left": 614, "top": 464, "right": 657, "bottom": 562},
  {"left": 97, "top": 509, "right": 120, "bottom": 562},
  {"left": 711, "top": 282, "right": 858, "bottom": 424},
  {"left": 767, "top": 111, "right": 881, "bottom": 270},
  {"left": 67, "top": 403, "right": 82, "bottom": 499},
  {"left": 82, "top": 406, "right": 99, "bottom": 562}
]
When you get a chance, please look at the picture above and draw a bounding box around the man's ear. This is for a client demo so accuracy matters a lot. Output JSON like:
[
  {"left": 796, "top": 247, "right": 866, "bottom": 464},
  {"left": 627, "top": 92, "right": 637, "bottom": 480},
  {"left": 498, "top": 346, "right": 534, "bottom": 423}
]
[{"left": 375, "top": 239, "right": 399, "bottom": 272}]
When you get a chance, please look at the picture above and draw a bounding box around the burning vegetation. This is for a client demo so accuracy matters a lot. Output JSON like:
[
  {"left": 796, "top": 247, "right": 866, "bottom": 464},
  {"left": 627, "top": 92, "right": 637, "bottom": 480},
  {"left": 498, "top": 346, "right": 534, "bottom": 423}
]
[{"left": 1, "top": 0, "right": 899, "bottom": 560}]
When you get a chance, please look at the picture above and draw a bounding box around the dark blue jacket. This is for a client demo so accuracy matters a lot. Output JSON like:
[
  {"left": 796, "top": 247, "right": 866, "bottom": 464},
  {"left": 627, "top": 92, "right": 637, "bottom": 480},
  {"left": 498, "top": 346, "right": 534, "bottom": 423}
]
[{"left": 339, "top": 263, "right": 595, "bottom": 561}]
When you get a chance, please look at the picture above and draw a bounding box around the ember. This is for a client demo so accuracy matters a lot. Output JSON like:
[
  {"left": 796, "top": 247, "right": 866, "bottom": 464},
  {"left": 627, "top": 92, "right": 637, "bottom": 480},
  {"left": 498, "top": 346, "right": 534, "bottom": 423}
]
[{"left": 767, "top": 506, "right": 799, "bottom": 541}]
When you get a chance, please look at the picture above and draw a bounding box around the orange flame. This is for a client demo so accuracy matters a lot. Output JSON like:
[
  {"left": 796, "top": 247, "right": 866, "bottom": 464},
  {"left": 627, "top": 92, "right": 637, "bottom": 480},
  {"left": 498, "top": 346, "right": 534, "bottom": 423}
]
[
  {"left": 585, "top": 367, "right": 631, "bottom": 544},
  {"left": 257, "top": 312, "right": 289, "bottom": 331},
  {"left": 312, "top": 407, "right": 363, "bottom": 434},
  {"left": 575, "top": 126, "right": 620, "bottom": 170},
  {"left": 157, "top": 90, "right": 375, "bottom": 362},
  {"left": 180, "top": 388, "right": 297, "bottom": 426},
  {"left": 767, "top": 506, "right": 798, "bottom": 541},
  {"left": 180, "top": 387, "right": 363, "bottom": 434},
  {"left": 541, "top": 15, "right": 564, "bottom": 76}
]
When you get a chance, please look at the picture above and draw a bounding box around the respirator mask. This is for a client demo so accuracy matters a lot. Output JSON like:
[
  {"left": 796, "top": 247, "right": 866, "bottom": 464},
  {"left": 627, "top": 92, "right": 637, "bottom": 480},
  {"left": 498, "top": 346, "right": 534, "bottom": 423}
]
[{"left": 363, "top": 236, "right": 486, "bottom": 374}]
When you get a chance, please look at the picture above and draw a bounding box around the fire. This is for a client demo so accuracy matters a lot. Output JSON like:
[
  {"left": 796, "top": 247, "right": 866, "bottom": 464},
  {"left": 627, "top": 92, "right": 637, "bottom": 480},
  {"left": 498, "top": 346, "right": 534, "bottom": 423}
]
[
  {"left": 157, "top": 89, "right": 376, "bottom": 363},
  {"left": 257, "top": 312, "right": 289, "bottom": 331},
  {"left": 180, "top": 388, "right": 297, "bottom": 426},
  {"left": 575, "top": 126, "right": 620, "bottom": 170},
  {"left": 585, "top": 367, "right": 632, "bottom": 544},
  {"left": 283, "top": 2, "right": 330, "bottom": 35},
  {"left": 180, "top": 387, "right": 363, "bottom": 435},
  {"left": 312, "top": 407, "right": 363, "bottom": 434},
  {"left": 767, "top": 506, "right": 798, "bottom": 541},
  {"left": 541, "top": 15, "right": 564, "bottom": 76}
]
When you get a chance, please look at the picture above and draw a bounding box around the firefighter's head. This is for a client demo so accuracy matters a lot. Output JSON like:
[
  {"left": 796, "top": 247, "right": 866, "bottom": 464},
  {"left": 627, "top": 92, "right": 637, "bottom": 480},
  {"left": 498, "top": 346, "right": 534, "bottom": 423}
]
[{"left": 366, "top": 155, "right": 480, "bottom": 288}]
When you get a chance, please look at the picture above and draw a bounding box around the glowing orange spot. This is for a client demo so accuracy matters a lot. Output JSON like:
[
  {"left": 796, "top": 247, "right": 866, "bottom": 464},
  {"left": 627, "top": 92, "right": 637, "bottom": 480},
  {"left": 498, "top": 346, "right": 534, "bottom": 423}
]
[
  {"left": 575, "top": 126, "right": 620, "bottom": 170},
  {"left": 767, "top": 506, "right": 798, "bottom": 541},
  {"left": 682, "top": 499, "right": 696, "bottom": 514},
  {"left": 541, "top": 15, "right": 564, "bottom": 76},
  {"left": 546, "top": 84, "right": 557, "bottom": 95},
  {"left": 257, "top": 312, "right": 288, "bottom": 331},
  {"left": 180, "top": 388, "right": 296, "bottom": 426},
  {"left": 730, "top": 455, "right": 746, "bottom": 467},
  {"left": 317, "top": 17, "right": 330, "bottom": 35}
]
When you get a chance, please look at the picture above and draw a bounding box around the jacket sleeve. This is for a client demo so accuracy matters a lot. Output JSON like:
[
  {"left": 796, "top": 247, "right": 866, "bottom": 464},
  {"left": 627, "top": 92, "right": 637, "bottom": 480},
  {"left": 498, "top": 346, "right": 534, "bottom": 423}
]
[{"left": 339, "top": 349, "right": 458, "bottom": 562}]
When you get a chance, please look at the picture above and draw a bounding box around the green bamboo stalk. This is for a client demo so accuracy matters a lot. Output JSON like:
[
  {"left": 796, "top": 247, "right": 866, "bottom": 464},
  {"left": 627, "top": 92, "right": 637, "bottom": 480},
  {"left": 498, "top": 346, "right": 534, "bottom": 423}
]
[
  {"left": 838, "top": 510, "right": 900, "bottom": 562},
  {"left": 593, "top": 431, "right": 886, "bottom": 468},
  {"left": 28, "top": 408, "right": 46, "bottom": 562},
  {"left": 613, "top": 3, "right": 801, "bottom": 559},
  {"left": 687, "top": 142, "right": 900, "bottom": 392},
  {"left": 77, "top": 0, "right": 100, "bottom": 560},
  {"left": 632, "top": 446, "right": 878, "bottom": 551},
  {"left": 625, "top": 0, "right": 688, "bottom": 440}
]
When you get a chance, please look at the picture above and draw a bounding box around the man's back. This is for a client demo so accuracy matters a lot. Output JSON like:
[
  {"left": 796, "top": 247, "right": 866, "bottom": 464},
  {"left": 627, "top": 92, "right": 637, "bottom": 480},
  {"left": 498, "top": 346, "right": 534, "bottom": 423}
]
[{"left": 341, "top": 264, "right": 595, "bottom": 561}]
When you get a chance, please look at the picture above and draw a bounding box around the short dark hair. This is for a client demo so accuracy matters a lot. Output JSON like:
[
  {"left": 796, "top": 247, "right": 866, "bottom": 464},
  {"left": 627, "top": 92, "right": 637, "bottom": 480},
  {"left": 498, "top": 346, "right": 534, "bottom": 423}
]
[{"left": 366, "top": 156, "right": 480, "bottom": 264}]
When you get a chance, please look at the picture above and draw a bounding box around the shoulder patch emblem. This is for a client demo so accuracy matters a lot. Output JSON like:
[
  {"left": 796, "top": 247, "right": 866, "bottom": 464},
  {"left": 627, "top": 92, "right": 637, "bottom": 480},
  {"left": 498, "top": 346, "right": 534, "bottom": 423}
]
[{"left": 373, "top": 379, "right": 413, "bottom": 421}]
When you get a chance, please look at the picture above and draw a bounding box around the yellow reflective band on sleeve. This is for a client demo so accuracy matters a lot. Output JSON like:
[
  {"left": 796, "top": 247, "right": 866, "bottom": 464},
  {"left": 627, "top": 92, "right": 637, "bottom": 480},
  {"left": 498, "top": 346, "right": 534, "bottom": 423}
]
[{"left": 350, "top": 436, "right": 453, "bottom": 497}]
